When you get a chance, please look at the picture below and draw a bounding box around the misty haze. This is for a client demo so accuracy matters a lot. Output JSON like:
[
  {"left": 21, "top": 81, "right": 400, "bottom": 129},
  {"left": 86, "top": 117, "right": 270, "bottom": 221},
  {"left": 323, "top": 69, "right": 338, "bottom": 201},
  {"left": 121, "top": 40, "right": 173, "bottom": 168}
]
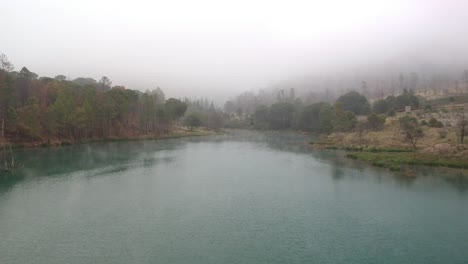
[{"left": 1, "top": 1, "right": 468, "bottom": 264}]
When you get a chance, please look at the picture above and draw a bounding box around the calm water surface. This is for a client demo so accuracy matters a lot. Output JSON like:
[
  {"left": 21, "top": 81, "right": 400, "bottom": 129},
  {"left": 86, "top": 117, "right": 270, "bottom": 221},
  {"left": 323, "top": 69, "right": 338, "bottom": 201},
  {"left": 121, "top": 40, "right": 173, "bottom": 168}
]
[{"left": 1, "top": 131, "right": 467, "bottom": 264}]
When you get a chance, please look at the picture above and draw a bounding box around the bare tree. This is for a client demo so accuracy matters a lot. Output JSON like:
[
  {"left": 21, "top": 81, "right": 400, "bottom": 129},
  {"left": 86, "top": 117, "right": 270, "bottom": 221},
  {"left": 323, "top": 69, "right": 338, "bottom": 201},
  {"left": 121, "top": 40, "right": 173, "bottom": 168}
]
[
  {"left": 409, "top": 72, "right": 419, "bottom": 91},
  {"left": 361, "top": 80, "right": 368, "bottom": 97},
  {"left": 0, "top": 53, "right": 14, "bottom": 72},
  {"left": 454, "top": 80, "right": 460, "bottom": 94},
  {"left": 456, "top": 109, "right": 467, "bottom": 144},
  {"left": 355, "top": 121, "right": 367, "bottom": 144},
  {"left": 1, "top": 119, "right": 13, "bottom": 171},
  {"left": 399, "top": 116, "right": 424, "bottom": 149},
  {"left": 98, "top": 76, "right": 112, "bottom": 90},
  {"left": 399, "top": 73, "right": 405, "bottom": 93},
  {"left": 55, "top": 75, "right": 67, "bottom": 81},
  {"left": 464, "top": 70, "right": 468, "bottom": 92}
]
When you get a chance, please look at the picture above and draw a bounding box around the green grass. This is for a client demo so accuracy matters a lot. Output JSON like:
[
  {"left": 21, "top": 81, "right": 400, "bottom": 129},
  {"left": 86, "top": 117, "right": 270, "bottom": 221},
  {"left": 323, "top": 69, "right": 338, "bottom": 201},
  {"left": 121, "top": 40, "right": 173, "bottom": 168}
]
[
  {"left": 316, "top": 144, "right": 413, "bottom": 153},
  {"left": 347, "top": 152, "right": 468, "bottom": 170}
]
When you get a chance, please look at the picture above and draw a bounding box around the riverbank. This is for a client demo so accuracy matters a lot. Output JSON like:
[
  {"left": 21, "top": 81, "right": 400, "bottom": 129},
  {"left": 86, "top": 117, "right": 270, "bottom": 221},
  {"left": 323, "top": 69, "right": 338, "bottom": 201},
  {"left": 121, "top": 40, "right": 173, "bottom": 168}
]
[
  {"left": 9, "top": 127, "right": 224, "bottom": 149},
  {"left": 310, "top": 120, "right": 468, "bottom": 171},
  {"left": 311, "top": 141, "right": 468, "bottom": 171},
  {"left": 346, "top": 151, "right": 468, "bottom": 170}
]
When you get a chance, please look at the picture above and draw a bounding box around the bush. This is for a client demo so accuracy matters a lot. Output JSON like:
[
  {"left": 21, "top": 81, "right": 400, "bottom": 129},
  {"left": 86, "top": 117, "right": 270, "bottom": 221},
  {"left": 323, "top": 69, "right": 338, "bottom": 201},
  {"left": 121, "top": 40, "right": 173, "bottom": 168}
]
[
  {"left": 254, "top": 105, "right": 270, "bottom": 129},
  {"left": 298, "top": 102, "right": 333, "bottom": 133},
  {"left": 184, "top": 114, "right": 202, "bottom": 131},
  {"left": 332, "top": 107, "right": 357, "bottom": 132},
  {"left": 269, "top": 102, "right": 296, "bottom": 129},
  {"left": 438, "top": 129, "right": 447, "bottom": 139},
  {"left": 367, "top": 113, "right": 386, "bottom": 131},
  {"left": 373, "top": 99, "right": 390, "bottom": 114},
  {"left": 394, "top": 90, "right": 419, "bottom": 110},
  {"left": 420, "top": 120, "right": 428, "bottom": 126},
  {"left": 428, "top": 117, "right": 444, "bottom": 128}
]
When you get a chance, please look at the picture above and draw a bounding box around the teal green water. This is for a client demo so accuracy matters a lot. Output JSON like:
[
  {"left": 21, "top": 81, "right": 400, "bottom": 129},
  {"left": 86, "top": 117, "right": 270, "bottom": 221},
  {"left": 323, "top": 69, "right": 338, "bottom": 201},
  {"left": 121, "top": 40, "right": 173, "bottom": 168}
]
[{"left": 1, "top": 131, "right": 467, "bottom": 264}]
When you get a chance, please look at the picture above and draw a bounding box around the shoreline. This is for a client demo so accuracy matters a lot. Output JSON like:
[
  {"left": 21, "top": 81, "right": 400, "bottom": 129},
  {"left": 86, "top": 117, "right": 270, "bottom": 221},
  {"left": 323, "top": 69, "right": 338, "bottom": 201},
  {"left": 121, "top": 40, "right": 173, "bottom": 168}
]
[
  {"left": 8, "top": 126, "right": 468, "bottom": 171},
  {"left": 310, "top": 141, "right": 468, "bottom": 171},
  {"left": 9, "top": 128, "right": 224, "bottom": 149}
]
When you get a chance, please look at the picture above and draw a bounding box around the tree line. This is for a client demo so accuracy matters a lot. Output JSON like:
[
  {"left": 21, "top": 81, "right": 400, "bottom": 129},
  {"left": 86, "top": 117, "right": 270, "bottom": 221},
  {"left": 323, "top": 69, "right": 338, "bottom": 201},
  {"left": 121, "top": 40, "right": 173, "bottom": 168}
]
[
  {"left": 1, "top": 52, "right": 465, "bottom": 146},
  {"left": 228, "top": 89, "right": 418, "bottom": 133},
  {"left": 226, "top": 87, "right": 466, "bottom": 146},
  {"left": 224, "top": 70, "right": 468, "bottom": 116},
  {"left": 0, "top": 53, "right": 223, "bottom": 144}
]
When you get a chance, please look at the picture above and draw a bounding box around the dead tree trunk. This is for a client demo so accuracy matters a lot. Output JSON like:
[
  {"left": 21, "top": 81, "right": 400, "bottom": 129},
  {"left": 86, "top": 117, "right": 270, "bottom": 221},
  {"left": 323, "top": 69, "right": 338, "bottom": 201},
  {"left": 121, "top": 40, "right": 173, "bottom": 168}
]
[
  {"left": 1, "top": 118, "right": 15, "bottom": 171},
  {"left": 2, "top": 119, "right": 8, "bottom": 171}
]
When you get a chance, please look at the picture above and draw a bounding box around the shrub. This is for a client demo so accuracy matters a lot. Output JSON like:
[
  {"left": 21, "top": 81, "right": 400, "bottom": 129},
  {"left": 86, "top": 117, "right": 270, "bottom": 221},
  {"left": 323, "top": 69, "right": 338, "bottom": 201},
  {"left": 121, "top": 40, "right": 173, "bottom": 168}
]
[
  {"left": 428, "top": 117, "right": 444, "bottom": 128},
  {"left": 367, "top": 113, "right": 386, "bottom": 131},
  {"left": 373, "top": 99, "right": 390, "bottom": 114},
  {"left": 184, "top": 114, "right": 202, "bottom": 131},
  {"left": 438, "top": 129, "right": 447, "bottom": 139}
]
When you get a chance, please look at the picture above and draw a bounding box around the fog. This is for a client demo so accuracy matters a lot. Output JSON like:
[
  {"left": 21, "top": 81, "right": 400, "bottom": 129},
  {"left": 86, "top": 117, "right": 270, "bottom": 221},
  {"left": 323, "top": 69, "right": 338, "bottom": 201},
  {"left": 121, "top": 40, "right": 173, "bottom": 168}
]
[{"left": 2, "top": 0, "right": 468, "bottom": 102}]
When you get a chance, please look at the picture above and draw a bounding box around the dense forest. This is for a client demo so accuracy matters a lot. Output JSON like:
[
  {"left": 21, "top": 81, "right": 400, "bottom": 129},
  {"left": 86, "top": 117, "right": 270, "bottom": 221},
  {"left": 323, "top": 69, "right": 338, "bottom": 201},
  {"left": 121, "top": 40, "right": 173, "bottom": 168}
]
[{"left": 0, "top": 53, "right": 224, "bottom": 145}]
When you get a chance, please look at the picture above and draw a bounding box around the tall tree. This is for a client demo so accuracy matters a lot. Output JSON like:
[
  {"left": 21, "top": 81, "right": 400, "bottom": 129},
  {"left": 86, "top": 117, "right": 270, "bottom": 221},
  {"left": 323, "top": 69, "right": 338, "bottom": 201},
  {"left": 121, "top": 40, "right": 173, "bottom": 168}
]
[
  {"left": 456, "top": 110, "right": 467, "bottom": 144},
  {"left": 51, "top": 87, "right": 76, "bottom": 138},
  {"left": 16, "top": 67, "right": 38, "bottom": 106},
  {"left": 55, "top": 75, "right": 67, "bottom": 81},
  {"left": 184, "top": 114, "right": 202, "bottom": 131},
  {"left": 367, "top": 113, "right": 385, "bottom": 131},
  {"left": 0, "top": 71, "right": 17, "bottom": 132},
  {"left": 298, "top": 103, "right": 324, "bottom": 133},
  {"left": 98, "top": 76, "right": 112, "bottom": 90},
  {"left": 0, "top": 53, "right": 14, "bottom": 72},
  {"left": 16, "top": 97, "right": 42, "bottom": 140},
  {"left": 254, "top": 105, "right": 269, "bottom": 128},
  {"left": 269, "top": 102, "right": 295, "bottom": 129},
  {"left": 464, "top": 70, "right": 468, "bottom": 92},
  {"left": 332, "top": 103, "right": 357, "bottom": 132},
  {"left": 336, "top": 91, "right": 370, "bottom": 115},
  {"left": 165, "top": 98, "right": 187, "bottom": 121}
]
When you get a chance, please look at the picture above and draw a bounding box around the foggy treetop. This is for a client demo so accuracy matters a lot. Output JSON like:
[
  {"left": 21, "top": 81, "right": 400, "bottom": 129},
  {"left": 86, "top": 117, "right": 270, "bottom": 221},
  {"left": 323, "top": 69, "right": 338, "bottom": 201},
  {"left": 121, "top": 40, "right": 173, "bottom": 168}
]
[{"left": 1, "top": 0, "right": 468, "bottom": 102}]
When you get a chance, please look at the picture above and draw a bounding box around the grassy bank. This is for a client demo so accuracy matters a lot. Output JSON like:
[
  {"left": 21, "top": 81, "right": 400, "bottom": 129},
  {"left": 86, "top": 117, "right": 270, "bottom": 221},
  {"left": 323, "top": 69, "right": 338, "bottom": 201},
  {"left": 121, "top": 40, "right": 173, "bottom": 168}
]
[
  {"left": 310, "top": 141, "right": 413, "bottom": 152},
  {"left": 9, "top": 128, "right": 224, "bottom": 149},
  {"left": 347, "top": 151, "right": 468, "bottom": 171},
  {"left": 312, "top": 139, "right": 468, "bottom": 171},
  {"left": 308, "top": 112, "right": 468, "bottom": 171}
]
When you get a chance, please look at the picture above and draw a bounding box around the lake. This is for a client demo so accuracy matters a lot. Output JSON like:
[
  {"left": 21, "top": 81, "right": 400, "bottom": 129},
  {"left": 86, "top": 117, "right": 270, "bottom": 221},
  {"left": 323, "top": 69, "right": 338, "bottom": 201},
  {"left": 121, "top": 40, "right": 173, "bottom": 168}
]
[{"left": 1, "top": 130, "right": 467, "bottom": 264}]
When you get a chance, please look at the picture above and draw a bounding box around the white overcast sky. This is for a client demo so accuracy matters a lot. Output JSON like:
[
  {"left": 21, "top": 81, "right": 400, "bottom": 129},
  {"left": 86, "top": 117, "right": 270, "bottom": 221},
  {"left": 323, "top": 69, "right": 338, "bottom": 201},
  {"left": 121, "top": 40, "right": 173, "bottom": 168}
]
[{"left": 1, "top": 0, "right": 468, "bottom": 100}]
